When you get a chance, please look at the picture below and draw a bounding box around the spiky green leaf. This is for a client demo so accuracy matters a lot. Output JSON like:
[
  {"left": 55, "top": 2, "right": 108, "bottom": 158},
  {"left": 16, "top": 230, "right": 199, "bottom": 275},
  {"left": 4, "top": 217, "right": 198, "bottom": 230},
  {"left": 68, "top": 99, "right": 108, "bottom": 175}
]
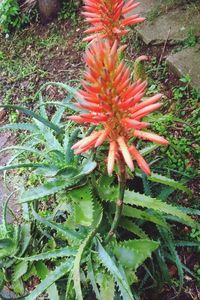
[
  {"left": 35, "top": 261, "right": 48, "bottom": 280},
  {"left": 158, "top": 226, "right": 184, "bottom": 292},
  {"left": 0, "top": 146, "right": 42, "bottom": 156},
  {"left": 96, "top": 272, "right": 115, "bottom": 300},
  {"left": 36, "top": 81, "right": 77, "bottom": 97},
  {"left": 0, "top": 104, "right": 63, "bottom": 134},
  {"left": 47, "top": 283, "right": 59, "bottom": 300},
  {"left": 12, "top": 278, "right": 24, "bottom": 295},
  {"left": 31, "top": 206, "right": 82, "bottom": 241},
  {"left": 0, "top": 163, "right": 48, "bottom": 172},
  {"left": 51, "top": 94, "right": 74, "bottom": 124},
  {"left": 17, "top": 247, "right": 77, "bottom": 261},
  {"left": 73, "top": 201, "right": 103, "bottom": 300},
  {"left": 113, "top": 239, "right": 159, "bottom": 269},
  {"left": 124, "top": 190, "right": 198, "bottom": 228},
  {"left": 139, "top": 144, "right": 159, "bottom": 156},
  {"left": 175, "top": 241, "right": 200, "bottom": 247},
  {"left": 122, "top": 205, "right": 168, "bottom": 227},
  {"left": 42, "top": 128, "right": 63, "bottom": 152},
  {"left": 0, "top": 123, "right": 37, "bottom": 132},
  {"left": 97, "top": 240, "right": 134, "bottom": 300},
  {"left": 148, "top": 172, "right": 191, "bottom": 195},
  {"left": 0, "top": 226, "right": 20, "bottom": 258},
  {"left": 19, "top": 178, "right": 80, "bottom": 203},
  {"left": 25, "top": 260, "right": 73, "bottom": 300},
  {"left": 17, "top": 224, "right": 31, "bottom": 257},
  {"left": 119, "top": 218, "right": 149, "bottom": 239},
  {"left": 78, "top": 159, "right": 97, "bottom": 177},
  {"left": 12, "top": 261, "right": 28, "bottom": 282},
  {"left": 87, "top": 255, "right": 101, "bottom": 300},
  {"left": 69, "top": 186, "right": 94, "bottom": 226}
]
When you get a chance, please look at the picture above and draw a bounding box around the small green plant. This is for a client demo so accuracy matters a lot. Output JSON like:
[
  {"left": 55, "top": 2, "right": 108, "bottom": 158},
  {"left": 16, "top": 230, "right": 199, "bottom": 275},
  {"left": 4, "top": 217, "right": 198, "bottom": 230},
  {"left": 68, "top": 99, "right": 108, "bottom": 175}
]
[
  {"left": 58, "top": 2, "right": 78, "bottom": 24},
  {"left": 183, "top": 28, "right": 200, "bottom": 48},
  {"left": 76, "top": 41, "right": 88, "bottom": 51},
  {"left": 8, "top": 110, "right": 19, "bottom": 123},
  {"left": 0, "top": 0, "right": 30, "bottom": 33}
]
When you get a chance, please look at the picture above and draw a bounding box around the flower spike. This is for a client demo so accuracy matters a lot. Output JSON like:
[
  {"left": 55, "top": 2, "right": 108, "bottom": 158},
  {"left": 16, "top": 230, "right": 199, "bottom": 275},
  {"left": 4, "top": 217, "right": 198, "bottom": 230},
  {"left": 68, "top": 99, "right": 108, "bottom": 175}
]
[
  {"left": 69, "top": 40, "right": 168, "bottom": 175},
  {"left": 82, "top": 0, "right": 145, "bottom": 43}
]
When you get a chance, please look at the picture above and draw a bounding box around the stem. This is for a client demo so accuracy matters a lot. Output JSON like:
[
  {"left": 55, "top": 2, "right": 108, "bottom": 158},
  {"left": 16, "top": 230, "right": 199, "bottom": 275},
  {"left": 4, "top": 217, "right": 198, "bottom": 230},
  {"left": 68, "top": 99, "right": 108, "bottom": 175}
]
[{"left": 104, "top": 161, "right": 126, "bottom": 244}]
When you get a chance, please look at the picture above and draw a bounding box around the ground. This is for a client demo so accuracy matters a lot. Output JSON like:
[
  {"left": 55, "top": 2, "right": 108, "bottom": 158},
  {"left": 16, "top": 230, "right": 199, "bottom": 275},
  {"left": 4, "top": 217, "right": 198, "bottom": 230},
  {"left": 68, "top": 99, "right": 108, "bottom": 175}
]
[{"left": 0, "top": 6, "right": 199, "bottom": 300}]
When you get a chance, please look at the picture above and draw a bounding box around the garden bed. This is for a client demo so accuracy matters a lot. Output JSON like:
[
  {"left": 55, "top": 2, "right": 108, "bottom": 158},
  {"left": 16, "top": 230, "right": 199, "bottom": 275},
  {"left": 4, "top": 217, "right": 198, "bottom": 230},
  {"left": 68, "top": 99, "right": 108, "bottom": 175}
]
[{"left": 0, "top": 6, "right": 199, "bottom": 300}]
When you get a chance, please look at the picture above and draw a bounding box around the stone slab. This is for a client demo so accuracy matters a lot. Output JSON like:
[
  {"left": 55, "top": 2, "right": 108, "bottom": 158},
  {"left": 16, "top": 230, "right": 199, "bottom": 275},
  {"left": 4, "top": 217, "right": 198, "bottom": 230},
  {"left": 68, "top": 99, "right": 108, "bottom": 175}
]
[
  {"left": 136, "top": 6, "right": 200, "bottom": 45},
  {"left": 166, "top": 45, "right": 200, "bottom": 90}
]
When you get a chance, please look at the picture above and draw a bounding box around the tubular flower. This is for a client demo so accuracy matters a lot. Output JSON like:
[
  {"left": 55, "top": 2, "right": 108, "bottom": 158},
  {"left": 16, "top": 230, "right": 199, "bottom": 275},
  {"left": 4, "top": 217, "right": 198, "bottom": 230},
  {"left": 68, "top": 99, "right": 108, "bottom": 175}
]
[
  {"left": 82, "top": 0, "right": 145, "bottom": 42},
  {"left": 69, "top": 40, "right": 169, "bottom": 175}
]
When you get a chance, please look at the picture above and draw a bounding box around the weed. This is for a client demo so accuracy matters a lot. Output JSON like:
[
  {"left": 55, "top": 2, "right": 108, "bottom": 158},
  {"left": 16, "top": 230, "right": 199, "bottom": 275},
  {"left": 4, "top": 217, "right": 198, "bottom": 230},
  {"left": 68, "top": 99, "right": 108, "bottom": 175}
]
[
  {"left": 8, "top": 110, "right": 19, "bottom": 123},
  {"left": 58, "top": 2, "right": 78, "bottom": 24},
  {"left": 183, "top": 29, "right": 200, "bottom": 48},
  {"left": 76, "top": 41, "right": 87, "bottom": 51}
]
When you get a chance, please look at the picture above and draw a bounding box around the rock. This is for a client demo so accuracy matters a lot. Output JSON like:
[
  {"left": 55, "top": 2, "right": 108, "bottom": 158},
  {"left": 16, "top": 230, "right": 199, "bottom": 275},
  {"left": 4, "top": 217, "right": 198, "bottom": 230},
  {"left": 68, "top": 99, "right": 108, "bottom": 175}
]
[
  {"left": 166, "top": 45, "right": 200, "bottom": 90},
  {"left": 136, "top": 6, "right": 200, "bottom": 45}
]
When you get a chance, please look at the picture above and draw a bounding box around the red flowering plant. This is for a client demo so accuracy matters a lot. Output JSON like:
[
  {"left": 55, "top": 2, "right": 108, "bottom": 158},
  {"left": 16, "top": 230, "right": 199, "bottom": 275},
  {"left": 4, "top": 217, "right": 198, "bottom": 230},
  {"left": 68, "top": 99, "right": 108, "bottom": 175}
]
[{"left": 69, "top": 0, "right": 169, "bottom": 243}]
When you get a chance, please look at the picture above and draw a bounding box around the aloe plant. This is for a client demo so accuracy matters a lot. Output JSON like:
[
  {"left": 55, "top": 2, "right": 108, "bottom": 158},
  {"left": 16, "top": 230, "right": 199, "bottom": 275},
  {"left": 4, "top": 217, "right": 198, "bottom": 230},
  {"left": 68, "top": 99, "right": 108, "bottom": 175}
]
[{"left": 0, "top": 0, "right": 199, "bottom": 297}]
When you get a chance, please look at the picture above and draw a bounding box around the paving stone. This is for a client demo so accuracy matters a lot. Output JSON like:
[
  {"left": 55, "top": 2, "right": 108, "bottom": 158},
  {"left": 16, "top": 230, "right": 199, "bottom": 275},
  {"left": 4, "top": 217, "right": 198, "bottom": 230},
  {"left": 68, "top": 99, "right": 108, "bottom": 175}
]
[
  {"left": 166, "top": 45, "right": 200, "bottom": 90},
  {"left": 136, "top": 6, "right": 200, "bottom": 45}
]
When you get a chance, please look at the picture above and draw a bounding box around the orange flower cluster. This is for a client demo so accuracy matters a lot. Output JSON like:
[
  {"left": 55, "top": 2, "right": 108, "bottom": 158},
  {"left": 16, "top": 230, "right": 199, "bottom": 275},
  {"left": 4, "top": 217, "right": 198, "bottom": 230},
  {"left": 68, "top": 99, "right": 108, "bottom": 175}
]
[
  {"left": 82, "top": 0, "right": 145, "bottom": 42},
  {"left": 69, "top": 40, "right": 169, "bottom": 175}
]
